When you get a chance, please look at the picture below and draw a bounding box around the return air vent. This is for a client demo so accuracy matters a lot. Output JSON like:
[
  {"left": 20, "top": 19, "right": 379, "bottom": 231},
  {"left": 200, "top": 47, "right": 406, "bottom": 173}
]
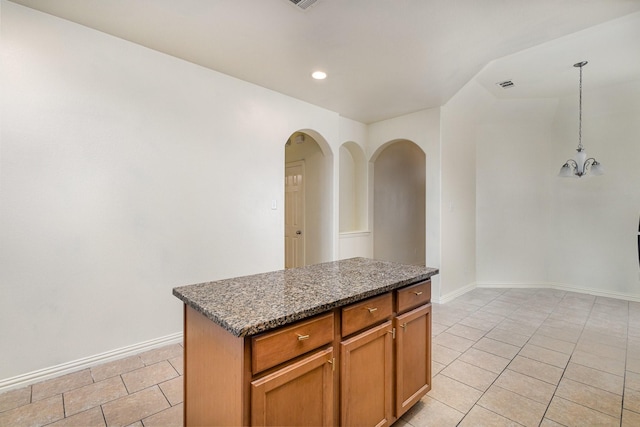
[
  {"left": 496, "top": 80, "right": 515, "bottom": 89},
  {"left": 289, "top": 0, "right": 319, "bottom": 10}
]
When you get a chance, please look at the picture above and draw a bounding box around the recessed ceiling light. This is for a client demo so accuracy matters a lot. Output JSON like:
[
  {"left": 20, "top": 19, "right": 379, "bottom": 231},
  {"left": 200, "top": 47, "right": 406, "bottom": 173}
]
[{"left": 312, "top": 71, "right": 327, "bottom": 80}]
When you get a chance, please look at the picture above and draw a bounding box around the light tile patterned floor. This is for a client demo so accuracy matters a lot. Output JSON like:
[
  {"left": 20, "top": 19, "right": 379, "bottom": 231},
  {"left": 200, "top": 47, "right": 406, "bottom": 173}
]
[
  {"left": 0, "top": 344, "right": 183, "bottom": 426},
  {"left": 399, "top": 288, "right": 640, "bottom": 427},
  {"left": 1, "top": 288, "right": 640, "bottom": 426}
]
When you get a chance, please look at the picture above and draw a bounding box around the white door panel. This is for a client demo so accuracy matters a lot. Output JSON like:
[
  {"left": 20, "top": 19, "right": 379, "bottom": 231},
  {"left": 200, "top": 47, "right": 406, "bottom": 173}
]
[{"left": 285, "top": 161, "right": 305, "bottom": 268}]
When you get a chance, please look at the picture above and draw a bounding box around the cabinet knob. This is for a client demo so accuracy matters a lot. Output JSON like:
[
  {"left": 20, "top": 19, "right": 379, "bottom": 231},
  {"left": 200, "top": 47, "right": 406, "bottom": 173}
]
[
  {"left": 413, "top": 291, "right": 423, "bottom": 296},
  {"left": 296, "top": 333, "right": 310, "bottom": 341},
  {"left": 366, "top": 307, "right": 378, "bottom": 313}
]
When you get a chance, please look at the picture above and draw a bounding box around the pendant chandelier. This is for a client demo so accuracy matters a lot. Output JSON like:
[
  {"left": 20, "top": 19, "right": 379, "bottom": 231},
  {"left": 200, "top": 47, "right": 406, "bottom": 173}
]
[{"left": 558, "top": 61, "right": 604, "bottom": 178}]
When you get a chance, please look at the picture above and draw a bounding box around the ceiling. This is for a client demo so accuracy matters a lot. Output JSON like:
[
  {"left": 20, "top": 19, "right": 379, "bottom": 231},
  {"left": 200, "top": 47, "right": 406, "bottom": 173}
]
[{"left": 8, "top": 0, "right": 640, "bottom": 123}]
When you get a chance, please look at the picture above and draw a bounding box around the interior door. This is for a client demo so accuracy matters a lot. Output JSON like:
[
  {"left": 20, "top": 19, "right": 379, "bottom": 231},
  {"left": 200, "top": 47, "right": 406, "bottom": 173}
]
[{"left": 285, "top": 161, "right": 305, "bottom": 268}]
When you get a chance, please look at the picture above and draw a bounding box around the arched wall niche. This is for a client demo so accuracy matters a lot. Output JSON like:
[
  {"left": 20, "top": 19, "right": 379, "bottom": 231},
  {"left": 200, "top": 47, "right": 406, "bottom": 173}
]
[
  {"left": 339, "top": 141, "right": 367, "bottom": 233},
  {"left": 284, "top": 129, "right": 334, "bottom": 266},
  {"left": 371, "top": 139, "right": 426, "bottom": 266}
]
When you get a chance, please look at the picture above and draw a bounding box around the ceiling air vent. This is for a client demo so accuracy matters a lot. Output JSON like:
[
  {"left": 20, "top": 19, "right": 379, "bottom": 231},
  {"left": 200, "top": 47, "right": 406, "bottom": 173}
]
[
  {"left": 289, "top": 0, "right": 319, "bottom": 10},
  {"left": 496, "top": 80, "right": 515, "bottom": 89}
]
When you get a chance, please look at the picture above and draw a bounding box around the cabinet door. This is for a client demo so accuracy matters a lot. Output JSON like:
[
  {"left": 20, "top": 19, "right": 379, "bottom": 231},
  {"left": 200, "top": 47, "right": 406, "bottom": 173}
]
[
  {"left": 251, "top": 347, "right": 334, "bottom": 426},
  {"left": 341, "top": 320, "right": 393, "bottom": 427},
  {"left": 395, "top": 304, "right": 431, "bottom": 417}
]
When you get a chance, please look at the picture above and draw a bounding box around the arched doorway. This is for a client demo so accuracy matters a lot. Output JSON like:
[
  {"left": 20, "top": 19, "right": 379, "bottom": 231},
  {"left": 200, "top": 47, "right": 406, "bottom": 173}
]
[
  {"left": 284, "top": 131, "right": 333, "bottom": 268},
  {"left": 372, "top": 139, "right": 426, "bottom": 265}
]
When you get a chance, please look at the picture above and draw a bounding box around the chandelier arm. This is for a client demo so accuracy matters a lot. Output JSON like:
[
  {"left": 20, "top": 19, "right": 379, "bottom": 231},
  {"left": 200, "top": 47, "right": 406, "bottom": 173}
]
[{"left": 583, "top": 157, "right": 597, "bottom": 170}]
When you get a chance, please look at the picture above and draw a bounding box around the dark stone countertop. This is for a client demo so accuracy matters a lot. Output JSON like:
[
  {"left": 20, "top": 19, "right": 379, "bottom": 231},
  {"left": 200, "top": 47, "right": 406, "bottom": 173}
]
[{"left": 173, "top": 257, "right": 439, "bottom": 337}]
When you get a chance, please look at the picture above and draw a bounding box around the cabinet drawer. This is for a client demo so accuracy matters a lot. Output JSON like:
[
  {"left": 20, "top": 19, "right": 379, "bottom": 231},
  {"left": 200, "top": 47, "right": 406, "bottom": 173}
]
[
  {"left": 252, "top": 312, "right": 334, "bottom": 374},
  {"left": 341, "top": 292, "right": 393, "bottom": 337},
  {"left": 397, "top": 280, "right": 431, "bottom": 313}
]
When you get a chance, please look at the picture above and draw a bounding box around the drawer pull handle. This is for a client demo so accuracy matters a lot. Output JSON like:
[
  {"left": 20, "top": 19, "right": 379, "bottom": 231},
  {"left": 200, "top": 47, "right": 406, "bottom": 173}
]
[
  {"left": 413, "top": 291, "right": 423, "bottom": 296},
  {"left": 327, "top": 357, "right": 335, "bottom": 372},
  {"left": 296, "top": 334, "right": 310, "bottom": 341},
  {"left": 366, "top": 307, "right": 378, "bottom": 313}
]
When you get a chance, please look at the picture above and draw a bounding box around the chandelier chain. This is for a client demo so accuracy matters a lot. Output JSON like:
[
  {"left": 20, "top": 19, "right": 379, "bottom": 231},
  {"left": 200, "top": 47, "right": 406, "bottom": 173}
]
[{"left": 578, "top": 64, "right": 583, "bottom": 151}]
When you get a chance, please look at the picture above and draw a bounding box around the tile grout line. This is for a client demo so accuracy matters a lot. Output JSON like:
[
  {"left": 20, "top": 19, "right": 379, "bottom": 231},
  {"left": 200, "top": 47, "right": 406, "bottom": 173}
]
[
  {"left": 100, "top": 405, "right": 108, "bottom": 427},
  {"left": 405, "top": 289, "right": 509, "bottom": 425},
  {"left": 621, "top": 301, "right": 630, "bottom": 427},
  {"left": 536, "top": 293, "right": 594, "bottom": 426},
  {"left": 61, "top": 392, "right": 66, "bottom": 420},
  {"left": 120, "top": 373, "right": 132, "bottom": 395},
  {"left": 440, "top": 289, "right": 621, "bottom": 426},
  {"left": 455, "top": 291, "right": 518, "bottom": 425},
  {"left": 437, "top": 289, "right": 549, "bottom": 426},
  {"left": 455, "top": 289, "right": 558, "bottom": 426},
  {"left": 157, "top": 378, "right": 174, "bottom": 407},
  {"left": 542, "top": 296, "right": 634, "bottom": 425}
]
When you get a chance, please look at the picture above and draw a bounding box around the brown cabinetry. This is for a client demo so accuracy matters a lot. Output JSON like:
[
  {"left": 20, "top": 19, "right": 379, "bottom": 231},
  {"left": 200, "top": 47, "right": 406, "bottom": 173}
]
[
  {"left": 252, "top": 312, "right": 334, "bottom": 374},
  {"left": 394, "top": 303, "right": 432, "bottom": 417},
  {"left": 183, "top": 279, "right": 432, "bottom": 426},
  {"left": 251, "top": 347, "right": 335, "bottom": 427},
  {"left": 341, "top": 292, "right": 393, "bottom": 337},
  {"left": 340, "top": 320, "right": 393, "bottom": 427},
  {"left": 397, "top": 280, "right": 431, "bottom": 312}
]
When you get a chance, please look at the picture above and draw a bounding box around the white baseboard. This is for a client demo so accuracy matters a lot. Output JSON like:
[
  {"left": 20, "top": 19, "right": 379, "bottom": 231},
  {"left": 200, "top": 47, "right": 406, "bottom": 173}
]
[
  {"left": 433, "top": 281, "right": 640, "bottom": 305},
  {"left": 0, "top": 332, "right": 183, "bottom": 394},
  {"left": 434, "top": 282, "right": 477, "bottom": 304},
  {"left": 475, "top": 282, "right": 550, "bottom": 289},
  {"left": 476, "top": 281, "right": 640, "bottom": 302}
]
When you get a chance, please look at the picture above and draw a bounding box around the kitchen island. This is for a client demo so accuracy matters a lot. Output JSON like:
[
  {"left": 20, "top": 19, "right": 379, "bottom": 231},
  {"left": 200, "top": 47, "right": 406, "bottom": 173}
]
[{"left": 173, "top": 257, "right": 439, "bottom": 426}]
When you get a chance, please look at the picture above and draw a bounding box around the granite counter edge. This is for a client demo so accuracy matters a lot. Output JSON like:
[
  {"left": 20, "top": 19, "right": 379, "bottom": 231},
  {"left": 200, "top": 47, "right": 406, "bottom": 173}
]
[{"left": 173, "top": 269, "right": 439, "bottom": 338}]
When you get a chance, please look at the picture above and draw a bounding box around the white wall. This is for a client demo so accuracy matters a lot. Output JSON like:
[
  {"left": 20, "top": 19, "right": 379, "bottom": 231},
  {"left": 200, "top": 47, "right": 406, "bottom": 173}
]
[
  {"left": 368, "top": 109, "right": 441, "bottom": 296},
  {"left": 337, "top": 140, "right": 372, "bottom": 258},
  {"left": 438, "top": 81, "right": 494, "bottom": 301},
  {"left": 446, "top": 74, "right": 640, "bottom": 302},
  {"left": 373, "top": 140, "right": 426, "bottom": 265},
  {"left": 338, "top": 231, "right": 373, "bottom": 260},
  {"left": 440, "top": 11, "right": 640, "bottom": 302},
  {"left": 0, "top": 1, "right": 344, "bottom": 381},
  {"left": 339, "top": 142, "right": 367, "bottom": 232},
  {"left": 339, "top": 145, "right": 358, "bottom": 232},
  {"left": 548, "top": 80, "right": 640, "bottom": 296},
  {"left": 472, "top": 59, "right": 640, "bottom": 298},
  {"left": 476, "top": 97, "right": 558, "bottom": 285},
  {"left": 337, "top": 120, "right": 370, "bottom": 259}
]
